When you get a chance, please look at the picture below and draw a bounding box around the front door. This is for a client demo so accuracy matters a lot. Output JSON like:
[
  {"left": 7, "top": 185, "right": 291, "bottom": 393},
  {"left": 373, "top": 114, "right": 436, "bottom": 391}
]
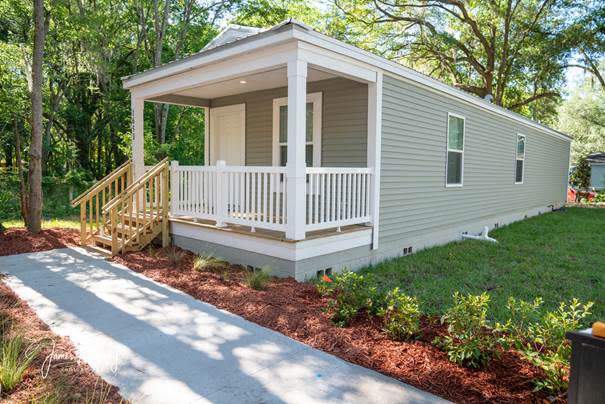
[{"left": 209, "top": 104, "right": 245, "bottom": 165}]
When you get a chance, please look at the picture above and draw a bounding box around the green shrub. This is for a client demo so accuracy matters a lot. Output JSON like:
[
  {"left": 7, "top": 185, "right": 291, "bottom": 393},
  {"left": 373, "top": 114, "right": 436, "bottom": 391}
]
[
  {"left": 246, "top": 266, "right": 272, "bottom": 290},
  {"left": 433, "top": 292, "right": 496, "bottom": 369},
  {"left": 0, "top": 335, "right": 40, "bottom": 393},
  {"left": 164, "top": 247, "right": 186, "bottom": 265},
  {"left": 328, "top": 271, "right": 380, "bottom": 327},
  {"left": 312, "top": 273, "right": 336, "bottom": 297},
  {"left": 496, "top": 297, "right": 593, "bottom": 394},
  {"left": 377, "top": 288, "right": 421, "bottom": 341},
  {"left": 192, "top": 254, "right": 228, "bottom": 272},
  {"left": 594, "top": 192, "right": 605, "bottom": 203}
]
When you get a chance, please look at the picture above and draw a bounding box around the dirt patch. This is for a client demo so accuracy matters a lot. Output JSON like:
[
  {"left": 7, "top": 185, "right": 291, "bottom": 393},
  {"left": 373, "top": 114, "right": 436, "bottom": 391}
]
[
  {"left": 114, "top": 247, "right": 555, "bottom": 404},
  {"left": 0, "top": 282, "right": 123, "bottom": 403},
  {"left": 0, "top": 228, "right": 79, "bottom": 256}
]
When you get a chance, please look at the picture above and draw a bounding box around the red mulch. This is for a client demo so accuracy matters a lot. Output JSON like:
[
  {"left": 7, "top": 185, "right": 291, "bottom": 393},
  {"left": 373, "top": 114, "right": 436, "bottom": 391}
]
[
  {"left": 113, "top": 247, "right": 560, "bottom": 404},
  {"left": 0, "top": 282, "right": 124, "bottom": 403},
  {"left": 0, "top": 228, "right": 79, "bottom": 256}
]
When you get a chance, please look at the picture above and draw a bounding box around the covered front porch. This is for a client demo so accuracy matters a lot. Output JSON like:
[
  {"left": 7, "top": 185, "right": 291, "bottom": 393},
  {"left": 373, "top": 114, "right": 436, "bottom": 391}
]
[{"left": 124, "top": 23, "right": 382, "bottom": 252}]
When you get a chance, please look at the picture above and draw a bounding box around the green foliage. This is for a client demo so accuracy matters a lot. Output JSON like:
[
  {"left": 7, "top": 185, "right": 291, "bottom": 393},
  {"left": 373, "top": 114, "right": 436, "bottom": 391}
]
[
  {"left": 496, "top": 297, "right": 593, "bottom": 394},
  {"left": 0, "top": 335, "right": 40, "bottom": 394},
  {"left": 313, "top": 274, "right": 336, "bottom": 297},
  {"left": 376, "top": 288, "right": 421, "bottom": 341},
  {"left": 192, "top": 254, "right": 228, "bottom": 272},
  {"left": 570, "top": 156, "right": 592, "bottom": 189},
  {"left": 164, "top": 247, "right": 186, "bottom": 265},
  {"left": 245, "top": 266, "right": 272, "bottom": 290},
  {"left": 558, "top": 75, "right": 605, "bottom": 160},
  {"left": 594, "top": 192, "right": 605, "bottom": 202},
  {"left": 327, "top": 271, "right": 379, "bottom": 327},
  {"left": 433, "top": 292, "right": 496, "bottom": 369}
]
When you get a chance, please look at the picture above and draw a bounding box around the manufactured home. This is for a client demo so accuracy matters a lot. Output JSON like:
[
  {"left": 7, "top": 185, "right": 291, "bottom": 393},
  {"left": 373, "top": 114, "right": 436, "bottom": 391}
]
[{"left": 72, "top": 20, "right": 571, "bottom": 280}]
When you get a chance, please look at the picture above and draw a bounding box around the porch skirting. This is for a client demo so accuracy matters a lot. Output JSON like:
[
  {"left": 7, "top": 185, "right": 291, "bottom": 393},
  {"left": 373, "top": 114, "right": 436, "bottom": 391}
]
[{"left": 170, "top": 220, "right": 373, "bottom": 280}]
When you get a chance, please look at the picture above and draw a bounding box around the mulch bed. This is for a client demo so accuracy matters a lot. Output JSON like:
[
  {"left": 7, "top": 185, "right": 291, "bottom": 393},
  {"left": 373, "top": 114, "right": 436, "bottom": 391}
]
[
  {"left": 0, "top": 281, "right": 123, "bottom": 403},
  {"left": 0, "top": 228, "right": 79, "bottom": 256},
  {"left": 114, "top": 246, "right": 559, "bottom": 404}
]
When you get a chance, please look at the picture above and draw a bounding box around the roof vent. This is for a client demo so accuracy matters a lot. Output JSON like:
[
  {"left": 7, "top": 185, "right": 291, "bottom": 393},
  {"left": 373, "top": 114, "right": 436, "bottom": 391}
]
[{"left": 484, "top": 94, "right": 493, "bottom": 103}]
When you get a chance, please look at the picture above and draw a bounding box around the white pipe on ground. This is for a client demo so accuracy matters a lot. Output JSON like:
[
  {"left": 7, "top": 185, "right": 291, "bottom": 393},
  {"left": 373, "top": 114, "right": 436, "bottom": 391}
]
[{"left": 462, "top": 226, "right": 497, "bottom": 243}]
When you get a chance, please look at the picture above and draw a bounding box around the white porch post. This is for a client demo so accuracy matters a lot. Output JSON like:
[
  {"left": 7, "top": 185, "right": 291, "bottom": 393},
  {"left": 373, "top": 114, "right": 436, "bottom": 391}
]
[
  {"left": 367, "top": 72, "right": 383, "bottom": 250},
  {"left": 131, "top": 96, "right": 145, "bottom": 180},
  {"left": 285, "top": 57, "right": 307, "bottom": 240}
]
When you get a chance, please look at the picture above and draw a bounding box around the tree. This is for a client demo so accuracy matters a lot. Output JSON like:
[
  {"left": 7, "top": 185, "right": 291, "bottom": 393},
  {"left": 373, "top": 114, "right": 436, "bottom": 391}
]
[
  {"left": 332, "top": 0, "right": 581, "bottom": 121},
  {"left": 558, "top": 73, "right": 605, "bottom": 160},
  {"left": 27, "top": 0, "right": 47, "bottom": 233}
]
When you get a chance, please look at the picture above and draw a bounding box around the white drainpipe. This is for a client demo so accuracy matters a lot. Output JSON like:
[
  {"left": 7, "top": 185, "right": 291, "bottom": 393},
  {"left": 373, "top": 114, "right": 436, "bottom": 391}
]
[{"left": 462, "top": 226, "right": 498, "bottom": 243}]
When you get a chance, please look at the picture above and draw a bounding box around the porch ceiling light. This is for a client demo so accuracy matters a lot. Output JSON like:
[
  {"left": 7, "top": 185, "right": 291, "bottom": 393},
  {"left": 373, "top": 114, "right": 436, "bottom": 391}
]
[{"left": 239, "top": 80, "right": 247, "bottom": 84}]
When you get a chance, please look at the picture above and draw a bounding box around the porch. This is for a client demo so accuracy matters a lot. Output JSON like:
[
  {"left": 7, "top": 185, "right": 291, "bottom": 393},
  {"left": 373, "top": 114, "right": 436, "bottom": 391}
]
[{"left": 124, "top": 23, "right": 383, "bottom": 248}]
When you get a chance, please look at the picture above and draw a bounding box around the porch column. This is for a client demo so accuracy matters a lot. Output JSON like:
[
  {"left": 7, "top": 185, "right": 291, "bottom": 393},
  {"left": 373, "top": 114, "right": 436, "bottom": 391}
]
[
  {"left": 286, "top": 58, "right": 307, "bottom": 240},
  {"left": 131, "top": 96, "right": 145, "bottom": 180}
]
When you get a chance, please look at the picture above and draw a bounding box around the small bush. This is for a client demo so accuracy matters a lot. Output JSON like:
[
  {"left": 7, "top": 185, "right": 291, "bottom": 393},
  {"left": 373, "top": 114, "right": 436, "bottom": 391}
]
[
  {"left": 246, "top": 266, "right": 272, "bottom": 290},
  {"left": 377, "top": 288, "right": 421, "bottom": 341},
  {"left": 433, "top": 292, "right": 496, "bottom": 369},
  {"left": 164, "top": 247, "right": 186, "bottom": 265},
  {"left": 496, "top": 297, "right": 593, "bottom": 394},
  {"left": 192, "top": 254, "right": 228, "bottom": 272},
  {"left": 0, "top": 335, "right": 40, "bottom": 393},
  {"left": 313, "top": 274, "right": 335, "bottom": 297},
  {"left": 328, "top": 271, "right": 380, "bottom": 327}
]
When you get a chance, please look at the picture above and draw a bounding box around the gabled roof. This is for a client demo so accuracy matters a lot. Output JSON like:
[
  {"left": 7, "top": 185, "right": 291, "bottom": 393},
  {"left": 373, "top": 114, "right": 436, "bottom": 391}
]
[
  {"left": 587, "top": 152, "right": 605, "bottom": 164},
  {"left": 122, "top": 19, "right": 571, "bottom": 142},
  {"left": 202, "top": 25, "right": 265, "bottom": 51}
]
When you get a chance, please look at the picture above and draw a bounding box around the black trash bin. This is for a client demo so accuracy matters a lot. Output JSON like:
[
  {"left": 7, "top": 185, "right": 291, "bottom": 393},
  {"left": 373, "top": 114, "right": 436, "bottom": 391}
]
[{"left": 566, "top": 329, "right": 605, "bottom": 404}]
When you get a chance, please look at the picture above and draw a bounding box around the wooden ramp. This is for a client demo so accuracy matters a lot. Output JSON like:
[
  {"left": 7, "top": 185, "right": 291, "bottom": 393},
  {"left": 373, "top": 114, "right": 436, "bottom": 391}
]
[{"left": 71, "top": 159, "right": 170, "bottom": 255}]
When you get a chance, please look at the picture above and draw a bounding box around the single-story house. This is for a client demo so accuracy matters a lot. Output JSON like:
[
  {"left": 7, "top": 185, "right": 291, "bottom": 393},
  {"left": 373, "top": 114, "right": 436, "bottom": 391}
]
[
  {"left": 73, "top": 20, "right": 571, "bottom": 280},
  {"left": 587, "top": 152, "right": 605, "bottom": 190}
]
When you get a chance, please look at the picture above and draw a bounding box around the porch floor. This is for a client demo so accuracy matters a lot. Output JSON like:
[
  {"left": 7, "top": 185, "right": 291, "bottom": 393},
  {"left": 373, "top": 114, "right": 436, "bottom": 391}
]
[{"left": 169, "top": 216, "right": 370, "bottom": 243}]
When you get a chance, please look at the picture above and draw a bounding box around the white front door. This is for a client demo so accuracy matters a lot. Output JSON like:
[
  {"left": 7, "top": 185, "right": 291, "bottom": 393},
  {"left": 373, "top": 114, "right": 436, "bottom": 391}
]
[{"left": 209, "top": 104, "right": 245, "bottom": 165}]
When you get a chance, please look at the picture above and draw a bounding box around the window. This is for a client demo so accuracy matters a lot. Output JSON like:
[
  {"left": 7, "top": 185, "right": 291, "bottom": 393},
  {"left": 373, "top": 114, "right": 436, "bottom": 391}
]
[
  {"left": 515, "top": 134, "right": 526, "bottom": 184},
  {"left": 272, "top": 92, "right": 322, "bottom": 167},
  {"left": 446, "top": 114, "right": 465, "bottom": 186}
]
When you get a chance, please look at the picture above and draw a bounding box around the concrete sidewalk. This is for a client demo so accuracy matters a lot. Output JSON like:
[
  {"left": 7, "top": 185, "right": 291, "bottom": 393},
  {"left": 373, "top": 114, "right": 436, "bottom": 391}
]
[{"left": 0, "top": 247, "right": 447, "bottom": 404}]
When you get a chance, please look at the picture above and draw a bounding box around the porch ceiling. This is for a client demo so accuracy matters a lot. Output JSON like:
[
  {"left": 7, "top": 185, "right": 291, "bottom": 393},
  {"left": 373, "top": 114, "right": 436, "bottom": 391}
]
[{"left": 170, "top": 67, "right": 336, "bottom": 100}]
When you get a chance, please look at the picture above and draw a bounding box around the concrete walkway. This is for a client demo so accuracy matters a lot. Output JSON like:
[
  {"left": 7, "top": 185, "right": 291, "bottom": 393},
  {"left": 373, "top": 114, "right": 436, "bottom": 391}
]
[{"left": 0, "top": 247, "right": 447, "bottom": 404}]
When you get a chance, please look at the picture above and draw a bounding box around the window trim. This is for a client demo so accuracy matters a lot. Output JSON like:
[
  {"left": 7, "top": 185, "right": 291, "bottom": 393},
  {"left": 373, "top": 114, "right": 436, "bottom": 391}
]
[
  {"left": 272, "top": 92, "right": 322, "bottom": 167},
  {"left": 515, "top": 133, "right": 526, "bottom": 185},
  {"left": 445, "top": 112, "right": 465, "bottom": 188}
]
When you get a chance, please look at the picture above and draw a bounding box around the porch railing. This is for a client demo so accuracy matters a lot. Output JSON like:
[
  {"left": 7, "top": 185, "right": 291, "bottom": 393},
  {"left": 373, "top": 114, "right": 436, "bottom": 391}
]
[
  {"left": 306, "top": 167, "right": 373, "bottom": 232},
  {"left": 170, "top": 161, "right": 372, "bottom": 235},
  {"left": 171, "top": 162, "right": 288, "bottom": 232}
]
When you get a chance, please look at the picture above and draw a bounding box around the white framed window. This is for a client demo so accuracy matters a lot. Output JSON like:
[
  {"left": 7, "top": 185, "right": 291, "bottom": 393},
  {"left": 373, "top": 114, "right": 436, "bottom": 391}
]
[
  {"left": 446, "top": 113, "right": 465, "bottom": 187},
  {"left": 515, "top": 134, "right": 526, "bottom": 184},
  {"left": 272, "top": 92, "right": 322, "bottom": 167}
]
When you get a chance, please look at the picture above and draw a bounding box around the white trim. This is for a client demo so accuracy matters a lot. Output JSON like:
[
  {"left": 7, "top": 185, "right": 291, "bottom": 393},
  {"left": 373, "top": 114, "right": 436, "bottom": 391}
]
[
  {"left": 445, "top": 113, "right": 465, "bottom": 188},
  {"left": 367, "top": 73, "right": 383, "bottom": 250},
  {"left": 272, "top": 92, "right": 322, "bottom": 167},
  {"left": 515, "top": 133, "right": 526, "bottom": 185},
  {"left": 209, "top": 104, "right": 246, "bottom": 165},
  {"left": 170, "top": 219, "right": 371, "bottom": 261},
  {"left": 204, "top": 106, "right": 209, "bottom": 165},
  {"left": 130, "top": 43, "right": 297, "bottom": 99}
]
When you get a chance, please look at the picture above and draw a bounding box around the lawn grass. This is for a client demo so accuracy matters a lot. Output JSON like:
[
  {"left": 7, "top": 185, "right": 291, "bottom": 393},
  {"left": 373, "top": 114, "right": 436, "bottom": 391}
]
[
  {"left": 2, "top": 217, "right": 80, "bottom": 229},
  {"left": 362, "top": 207, "right": 604, "bottom": 323}
]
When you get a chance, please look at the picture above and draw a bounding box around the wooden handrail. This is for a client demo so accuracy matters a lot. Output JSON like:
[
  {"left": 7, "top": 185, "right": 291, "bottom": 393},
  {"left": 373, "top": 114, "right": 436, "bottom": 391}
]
[
  {"left": 70, "top": 160, "right": 132, "bottom": 207},
  {"left": 102, "top": 158, "right": 169, "bottom": 214}
]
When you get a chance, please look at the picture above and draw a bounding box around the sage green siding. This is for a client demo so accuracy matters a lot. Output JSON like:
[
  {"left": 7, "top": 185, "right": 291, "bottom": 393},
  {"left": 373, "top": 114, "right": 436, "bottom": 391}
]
[
  {"left": 211, "top": 78, "right": 368, "bottom": 167},
  {"left": 379, "top": 75, "right": 570, "bottom": 247}
]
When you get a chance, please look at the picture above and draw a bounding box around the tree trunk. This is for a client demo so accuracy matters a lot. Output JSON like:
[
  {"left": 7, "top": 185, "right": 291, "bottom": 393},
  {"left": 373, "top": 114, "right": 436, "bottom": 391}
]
[
  {"left": 27, "top": 0, "right": 47, "bottom": 233},
  {"left": 14, "top": 114, "right": 28, "bottom": 227}
]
